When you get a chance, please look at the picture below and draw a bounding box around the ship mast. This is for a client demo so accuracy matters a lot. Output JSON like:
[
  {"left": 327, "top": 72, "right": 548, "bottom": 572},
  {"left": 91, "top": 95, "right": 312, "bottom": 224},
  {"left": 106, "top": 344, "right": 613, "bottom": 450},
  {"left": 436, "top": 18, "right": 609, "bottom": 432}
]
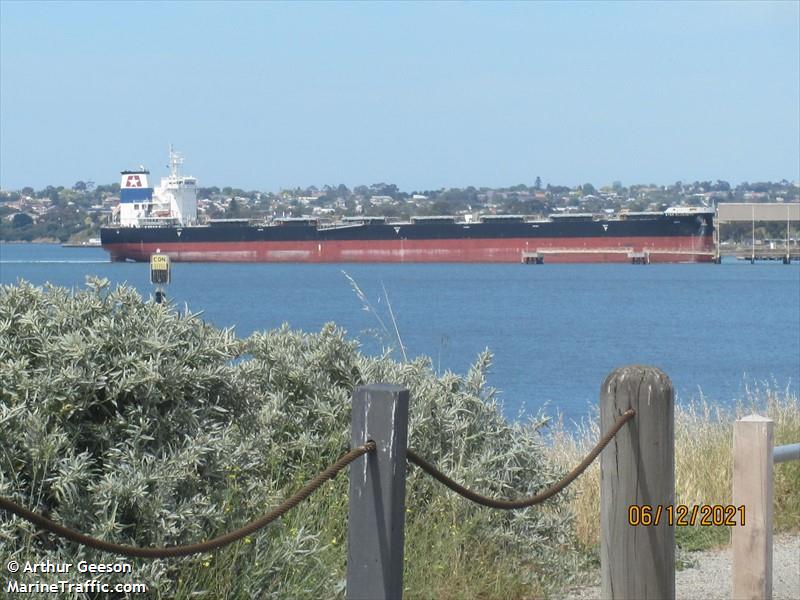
[{"left": 168, "top": 144, "right": 184, "bottom": 178}]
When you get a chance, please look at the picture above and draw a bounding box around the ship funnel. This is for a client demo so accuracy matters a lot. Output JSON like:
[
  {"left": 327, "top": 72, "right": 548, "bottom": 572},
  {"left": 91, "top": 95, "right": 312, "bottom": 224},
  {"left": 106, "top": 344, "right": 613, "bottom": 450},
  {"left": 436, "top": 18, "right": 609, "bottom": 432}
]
[
  {"left": 121, "top": 170, "right": 151, "bottom": 190},
  {"left": 118, "top": 168, "right": 155, "bottom": 226}
]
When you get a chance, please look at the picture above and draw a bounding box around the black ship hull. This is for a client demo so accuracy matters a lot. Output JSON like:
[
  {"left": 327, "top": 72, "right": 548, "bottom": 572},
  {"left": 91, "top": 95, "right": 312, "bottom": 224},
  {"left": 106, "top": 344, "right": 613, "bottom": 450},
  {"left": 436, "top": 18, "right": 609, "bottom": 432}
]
[{"left": 101, "top": 213, "right": 715, "bottom": 263}]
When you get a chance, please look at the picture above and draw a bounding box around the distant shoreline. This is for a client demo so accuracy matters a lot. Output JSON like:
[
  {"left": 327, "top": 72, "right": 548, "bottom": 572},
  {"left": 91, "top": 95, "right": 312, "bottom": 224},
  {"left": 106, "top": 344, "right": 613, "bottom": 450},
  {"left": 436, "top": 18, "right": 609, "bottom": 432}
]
[{"left": 0, "top": 239, "right": 61, "bottom": 244}]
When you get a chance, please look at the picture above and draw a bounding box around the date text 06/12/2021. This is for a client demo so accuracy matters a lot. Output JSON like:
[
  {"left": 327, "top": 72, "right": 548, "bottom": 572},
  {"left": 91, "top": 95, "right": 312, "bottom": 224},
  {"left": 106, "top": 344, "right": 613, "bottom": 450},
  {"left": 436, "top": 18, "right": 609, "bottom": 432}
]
[{"left": 628, "top": 504, "right": 746, "bottom": 527}]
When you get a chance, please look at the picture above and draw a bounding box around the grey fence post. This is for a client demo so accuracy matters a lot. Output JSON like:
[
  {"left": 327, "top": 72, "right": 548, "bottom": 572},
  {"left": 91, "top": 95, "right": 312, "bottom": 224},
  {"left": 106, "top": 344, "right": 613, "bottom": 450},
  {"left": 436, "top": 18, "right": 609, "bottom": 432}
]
[
  {"left": 347, "top": 384, "right": 410, "bottom": 600},
  {"left": 600, "top": 366, "right": 675, "bottom": 600}
]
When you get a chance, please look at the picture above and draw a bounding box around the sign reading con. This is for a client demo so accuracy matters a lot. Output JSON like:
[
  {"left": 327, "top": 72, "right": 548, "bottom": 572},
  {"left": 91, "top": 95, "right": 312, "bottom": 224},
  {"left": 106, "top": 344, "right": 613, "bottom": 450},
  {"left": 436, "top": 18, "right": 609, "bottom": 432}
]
[{"left": 150, "top": 253, "right": 171, "bottom": 284}]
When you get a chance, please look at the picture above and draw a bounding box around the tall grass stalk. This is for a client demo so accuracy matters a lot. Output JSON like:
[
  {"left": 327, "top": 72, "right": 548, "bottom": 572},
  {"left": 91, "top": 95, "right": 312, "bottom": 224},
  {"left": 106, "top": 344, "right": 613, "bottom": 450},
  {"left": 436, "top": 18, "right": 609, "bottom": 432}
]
[
  {"left": 381, "top": 281, "right": 407, "bottom": 362},
  {"left": 341, "top": 270, "right": 408, "bottom": 359},
  {"left": 341, "top": 270, "right": 389, "bottom": 338}
]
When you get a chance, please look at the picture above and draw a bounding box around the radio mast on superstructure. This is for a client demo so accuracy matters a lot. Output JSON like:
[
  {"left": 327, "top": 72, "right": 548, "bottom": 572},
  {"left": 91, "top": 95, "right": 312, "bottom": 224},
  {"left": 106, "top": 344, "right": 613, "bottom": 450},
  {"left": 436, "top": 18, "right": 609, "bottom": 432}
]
[{"left": 168, "top": 144, "right": 184, "bottom": 178}]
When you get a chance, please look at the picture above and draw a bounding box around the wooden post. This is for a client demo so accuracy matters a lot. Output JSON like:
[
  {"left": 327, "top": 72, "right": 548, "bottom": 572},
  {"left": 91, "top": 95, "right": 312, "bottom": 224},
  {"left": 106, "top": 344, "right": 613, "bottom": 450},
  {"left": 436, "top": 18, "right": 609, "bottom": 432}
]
[
  {"left": 601, "top": 366, "right": 675, "bottom": 600},
  {"left": 347, "top": 384, "right": 409, "bottom": 600},
  {"left": 732, "top": 415, "right": 774, "bottom": 600}
]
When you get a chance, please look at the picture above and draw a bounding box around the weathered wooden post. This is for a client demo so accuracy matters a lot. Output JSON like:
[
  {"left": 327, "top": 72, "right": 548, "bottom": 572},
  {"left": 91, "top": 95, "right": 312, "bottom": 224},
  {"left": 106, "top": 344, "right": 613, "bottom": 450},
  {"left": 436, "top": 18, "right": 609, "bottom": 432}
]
[
  {"left": 600, "top": 366, "right": 675, "bottom": 600},
  {"left": 732, "top": 414, "right": 774, "bottom": 600},
  {"left": 347, "top": 384, "right": 410, "bottom": 600}
]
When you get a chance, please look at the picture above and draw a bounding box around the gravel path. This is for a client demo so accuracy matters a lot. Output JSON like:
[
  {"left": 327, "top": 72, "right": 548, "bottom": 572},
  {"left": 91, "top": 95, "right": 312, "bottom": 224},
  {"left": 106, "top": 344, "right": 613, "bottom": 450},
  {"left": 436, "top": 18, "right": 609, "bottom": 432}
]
[{"left": 564, "top": 534, "right": 799, "bottom": 600}]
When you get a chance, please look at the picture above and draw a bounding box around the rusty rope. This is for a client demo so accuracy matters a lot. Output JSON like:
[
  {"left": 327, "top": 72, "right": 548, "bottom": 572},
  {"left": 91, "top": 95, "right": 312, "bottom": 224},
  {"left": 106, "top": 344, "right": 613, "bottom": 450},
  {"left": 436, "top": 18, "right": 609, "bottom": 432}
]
[
  {"left": 407, "top": 409, "right": 635, "bottom": 509},
  {"left": 0, "top": 441, "right": 375, "bottom": 559}
]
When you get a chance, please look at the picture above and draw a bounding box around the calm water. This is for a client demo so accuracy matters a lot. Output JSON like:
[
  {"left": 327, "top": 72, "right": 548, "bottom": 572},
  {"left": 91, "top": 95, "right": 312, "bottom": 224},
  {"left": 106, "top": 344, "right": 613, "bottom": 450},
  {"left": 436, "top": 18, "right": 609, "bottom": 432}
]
[{"left": 2, "top": 243, "right": 799, "bottom": 425}]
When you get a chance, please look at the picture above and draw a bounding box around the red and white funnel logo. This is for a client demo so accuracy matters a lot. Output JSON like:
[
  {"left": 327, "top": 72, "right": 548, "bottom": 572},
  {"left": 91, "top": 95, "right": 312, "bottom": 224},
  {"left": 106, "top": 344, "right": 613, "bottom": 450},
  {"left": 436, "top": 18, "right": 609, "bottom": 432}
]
[{"left": 125, "top": 175, "right": 143, "bottom": 188}]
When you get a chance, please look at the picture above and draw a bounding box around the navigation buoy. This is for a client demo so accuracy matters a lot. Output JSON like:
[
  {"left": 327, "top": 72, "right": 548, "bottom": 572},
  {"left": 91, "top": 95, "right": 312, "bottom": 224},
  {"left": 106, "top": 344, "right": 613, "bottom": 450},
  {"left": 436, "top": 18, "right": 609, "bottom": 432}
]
[{"left": 150, "top": 253, "right": 171, "bottom": 303}]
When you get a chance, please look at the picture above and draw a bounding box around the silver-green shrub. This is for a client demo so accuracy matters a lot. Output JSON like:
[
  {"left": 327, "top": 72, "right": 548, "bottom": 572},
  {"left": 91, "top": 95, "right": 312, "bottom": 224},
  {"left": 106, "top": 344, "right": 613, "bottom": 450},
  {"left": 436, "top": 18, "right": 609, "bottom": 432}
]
[{"left": 1, "top": 280, "right": 579, "bottom": 599}]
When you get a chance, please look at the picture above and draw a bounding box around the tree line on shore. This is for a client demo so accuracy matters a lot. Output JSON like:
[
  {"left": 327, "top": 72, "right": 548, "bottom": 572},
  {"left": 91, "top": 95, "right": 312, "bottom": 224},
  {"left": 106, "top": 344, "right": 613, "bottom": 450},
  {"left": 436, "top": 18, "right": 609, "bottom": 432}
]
[{"left": 1, "top": 178, "right": 797, "bottom": 243}]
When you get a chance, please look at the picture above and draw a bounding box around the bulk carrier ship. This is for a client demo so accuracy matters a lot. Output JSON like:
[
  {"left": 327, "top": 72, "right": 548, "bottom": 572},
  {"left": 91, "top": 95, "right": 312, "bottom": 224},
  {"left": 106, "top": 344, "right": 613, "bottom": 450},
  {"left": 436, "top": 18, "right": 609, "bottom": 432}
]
[{"left": 101, "top": 150, "right": 715, "bottom": 263}]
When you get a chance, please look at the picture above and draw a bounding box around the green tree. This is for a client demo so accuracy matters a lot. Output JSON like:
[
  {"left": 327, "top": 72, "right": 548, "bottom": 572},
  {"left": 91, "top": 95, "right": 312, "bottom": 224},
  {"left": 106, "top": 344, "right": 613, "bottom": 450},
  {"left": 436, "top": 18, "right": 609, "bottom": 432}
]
[{"left": 11, "top": 213, "right": 34, "bottom": 228}]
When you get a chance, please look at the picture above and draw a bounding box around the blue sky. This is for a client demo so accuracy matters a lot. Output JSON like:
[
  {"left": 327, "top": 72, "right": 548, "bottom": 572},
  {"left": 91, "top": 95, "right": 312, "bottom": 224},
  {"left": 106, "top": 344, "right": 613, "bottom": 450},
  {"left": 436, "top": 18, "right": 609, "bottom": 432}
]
[{"left": 1, "top": 1, "right": 798, "bottom": 191}]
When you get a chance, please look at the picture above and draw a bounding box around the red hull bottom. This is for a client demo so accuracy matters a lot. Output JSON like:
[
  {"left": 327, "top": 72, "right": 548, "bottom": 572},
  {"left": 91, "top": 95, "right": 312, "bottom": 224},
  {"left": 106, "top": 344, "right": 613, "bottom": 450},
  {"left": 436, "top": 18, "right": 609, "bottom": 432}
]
[{"left": 104, "top": 236, "right": 715, "bottom": 263}]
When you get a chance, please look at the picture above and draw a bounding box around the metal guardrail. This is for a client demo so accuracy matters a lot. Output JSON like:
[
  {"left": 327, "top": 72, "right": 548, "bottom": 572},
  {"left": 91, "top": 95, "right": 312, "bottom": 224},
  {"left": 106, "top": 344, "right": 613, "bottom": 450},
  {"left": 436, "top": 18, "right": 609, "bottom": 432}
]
[{"left": 774, "top": 443, "right": 800, "bottom": 464}]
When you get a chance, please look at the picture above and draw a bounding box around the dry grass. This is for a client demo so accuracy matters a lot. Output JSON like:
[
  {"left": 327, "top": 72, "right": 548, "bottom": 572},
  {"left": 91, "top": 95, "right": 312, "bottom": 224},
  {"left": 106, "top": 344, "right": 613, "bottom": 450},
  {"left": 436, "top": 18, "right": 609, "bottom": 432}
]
[
  {"left": 547, "top": 415, "right": 602, "bottom": 553},
  {"left": 547, "top": 385, "right": 800, "bottom": 554}
]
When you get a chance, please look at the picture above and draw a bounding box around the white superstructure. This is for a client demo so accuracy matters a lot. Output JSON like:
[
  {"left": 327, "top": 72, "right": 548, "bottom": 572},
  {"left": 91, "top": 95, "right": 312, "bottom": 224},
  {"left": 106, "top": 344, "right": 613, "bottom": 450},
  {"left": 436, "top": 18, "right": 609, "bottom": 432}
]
[
  {"left": 115, "top": 146, "right": 197, "bottom": 227},
  {"left": 664, "top": 206, "right": 715, "bottom": 216}
]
